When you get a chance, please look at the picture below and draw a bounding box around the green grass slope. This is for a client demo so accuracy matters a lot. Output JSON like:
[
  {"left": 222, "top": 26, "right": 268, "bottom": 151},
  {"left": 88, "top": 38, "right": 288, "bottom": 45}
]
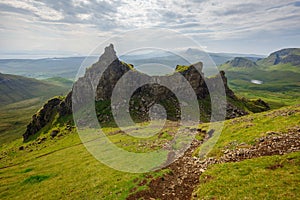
[
  {"left": 0, "top": 104, "right": 299, "bottom": 199},
  {"left": 0, "top": 116, "right": 175, "bottom": 199},
  {"left": 0, "top": 73, "right": 69, "bottom": 106},
  {"left": 0, "top": 132, "right": 145, "bottom": 199},
  {"left": 44, "top": 77, "right": 73, "bottom": 88},
  {"left": 197, "top": 105, "right": 300, "bottom": 158},
  {"left": 192, "top": 105, "right": 300, "bottom": 199},
  {"left": 193, "top": 151, "right": 300, "bottom": 199},
  {"left": 0, "top": 74, "right": 71, "bottom": 145},
  {"left": 0, "top": 98, "right": 51, "bottom": 146}
]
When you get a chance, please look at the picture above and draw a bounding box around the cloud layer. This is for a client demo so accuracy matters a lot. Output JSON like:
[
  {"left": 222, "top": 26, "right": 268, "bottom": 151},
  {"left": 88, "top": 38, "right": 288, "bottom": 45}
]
[{"left": 0, "top": 0, "right": 300, "bottom": 56}]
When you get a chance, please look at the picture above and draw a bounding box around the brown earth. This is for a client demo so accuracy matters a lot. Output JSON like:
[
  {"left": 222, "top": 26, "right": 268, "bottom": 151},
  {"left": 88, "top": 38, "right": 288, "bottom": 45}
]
[{"left": 127, "top": 127, "right": 300, "bottom": 200}]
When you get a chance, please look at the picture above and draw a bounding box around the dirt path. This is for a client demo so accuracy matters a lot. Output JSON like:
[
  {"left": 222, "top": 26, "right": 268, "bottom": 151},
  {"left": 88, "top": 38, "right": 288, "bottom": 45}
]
[
  {"left": 127, "top": 128, "right": 300, "bottom": 200},
  {"left": 127, "top": 139, "right": 205, "bottom": 200}
]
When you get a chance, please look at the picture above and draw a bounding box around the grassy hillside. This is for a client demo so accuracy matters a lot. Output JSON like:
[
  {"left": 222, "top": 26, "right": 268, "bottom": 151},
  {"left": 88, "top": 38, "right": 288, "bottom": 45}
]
[
  {"left": 0, "top": 73, "right": 70, "bottom": 106},
  {"left": 192, "top": 105, "right": 300, "bottom": 199},
  {"left": 0, "top": 104, "right": 299, "bottom": 199},
  {"left": 193, "top": 151, "right": 300, "bottom": 199},
  {"left": 0, "top": 47, "right": 299, "bottom": 199},
  {"left": 44, "top": 77, "right": 73, "bottom": 88},
  {"left": 0, "top": 118, "right": 175, "bottom": 199},
  {"left": 0, "top": 98, "right": 56, "bottom": 146},
  {"left": 0, "top": 74, "right": 72, "bottom": 145}
]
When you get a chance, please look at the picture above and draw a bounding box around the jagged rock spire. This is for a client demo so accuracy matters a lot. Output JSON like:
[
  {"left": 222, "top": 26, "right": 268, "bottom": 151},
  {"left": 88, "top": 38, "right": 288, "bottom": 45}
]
[{"left": 98, "top": 43, "right": 117, "bottom": 62}]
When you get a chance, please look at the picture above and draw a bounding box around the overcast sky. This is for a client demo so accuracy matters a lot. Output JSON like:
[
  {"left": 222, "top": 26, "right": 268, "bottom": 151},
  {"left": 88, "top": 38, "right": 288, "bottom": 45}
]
[{"left": 0, "top": 0, "right": 300, "bottom": 58}]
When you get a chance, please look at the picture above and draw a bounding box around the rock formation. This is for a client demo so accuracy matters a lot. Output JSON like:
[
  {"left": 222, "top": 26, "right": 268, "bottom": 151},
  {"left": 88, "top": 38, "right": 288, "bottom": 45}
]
[
  {"left": 23, "top": 97, "right": 62, "bottom": 141},
  {"left": 23, "top": 44, "right": 268, "bottom": 141}
]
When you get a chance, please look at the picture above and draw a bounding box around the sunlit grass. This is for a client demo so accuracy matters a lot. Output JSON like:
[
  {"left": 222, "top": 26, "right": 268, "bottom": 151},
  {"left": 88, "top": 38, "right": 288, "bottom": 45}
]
[{"left": 193, "top": 152, "right": 300, "bottom": 199}]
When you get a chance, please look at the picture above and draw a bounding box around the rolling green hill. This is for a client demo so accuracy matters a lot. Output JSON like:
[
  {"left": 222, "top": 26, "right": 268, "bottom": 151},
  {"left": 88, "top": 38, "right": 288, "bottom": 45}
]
[
  {"left": 0, "top": 98, "right": 56, "bottom": 146},
  {"left": 0, "top": 74, "right": 72, "bottom": 145},
  {"left": 219, "top": 48, "right": 300, "bottom": 108},
  {"left": 44, "top": 77, "right": 73, "bottom": 88},
  {"left": 0, "top": 73, "right": 70, "bottom": 106}
]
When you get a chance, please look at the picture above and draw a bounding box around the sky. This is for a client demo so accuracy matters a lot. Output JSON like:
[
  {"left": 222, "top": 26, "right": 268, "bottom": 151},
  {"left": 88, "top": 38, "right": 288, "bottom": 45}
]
[{"left": 0, "top": 0, "right": 300, "bottom": 58}]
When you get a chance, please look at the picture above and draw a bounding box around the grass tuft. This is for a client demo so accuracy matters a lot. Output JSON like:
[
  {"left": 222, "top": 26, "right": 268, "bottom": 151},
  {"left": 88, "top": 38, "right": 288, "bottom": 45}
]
[{"left": 23, "top": 175, "right": 51, "bottom": 184}]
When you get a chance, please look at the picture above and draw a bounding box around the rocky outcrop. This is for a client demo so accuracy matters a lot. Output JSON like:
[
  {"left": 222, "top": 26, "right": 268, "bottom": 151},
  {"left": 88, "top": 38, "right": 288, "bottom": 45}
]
[
  {"left": 23, "top": 44, "right": 268, "bottom": 141},
  {"left": 60, "top": 44, "right": 132, "bottom": 114},
  {"left": 23, "top": 97, "right": 62, "bottom": 141},
  {"left": 176, "top": 62, "right": 208, "bottom": 99},
  {"left": 206, "top": 70, "right": 235, "bottom": 99}
]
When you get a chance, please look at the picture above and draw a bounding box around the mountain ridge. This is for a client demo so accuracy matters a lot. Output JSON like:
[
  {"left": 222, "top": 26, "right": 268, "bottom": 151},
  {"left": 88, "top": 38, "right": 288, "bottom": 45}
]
[
  {"left": 224, "top": 57, "right": 258, "bottom": 68},
  {"left": 220, "top": 48, "right": 300, "bottom": 69},
  {"left": 258, "top": 48, "right": 300, "bottom": 66},
  {"left": 218, "top": 48, "right": 300, "bottom": 108},
  {"left": 22, "top": 44, "right": 269, "bottom": 141}
]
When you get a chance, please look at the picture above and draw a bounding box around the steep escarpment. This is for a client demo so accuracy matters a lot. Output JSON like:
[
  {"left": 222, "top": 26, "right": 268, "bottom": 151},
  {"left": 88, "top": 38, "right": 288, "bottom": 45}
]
[
  {"left": 258, "top": 48, "right": 300, "bottom": 66},
  {"left": 23, "top": 44, "right": 269, "bottom": 141}
]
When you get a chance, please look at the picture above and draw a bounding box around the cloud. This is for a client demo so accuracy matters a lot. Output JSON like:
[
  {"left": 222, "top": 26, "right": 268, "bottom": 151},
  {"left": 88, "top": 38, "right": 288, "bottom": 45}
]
[
  {"left": 76, "top": 13, "right": 92, "bottom": 21},
  {"left": 0, "top": 0, "right": 300, "bottom": 55},
  {"left": 0, "top": 0, "right": 64, "bottom": 20}
]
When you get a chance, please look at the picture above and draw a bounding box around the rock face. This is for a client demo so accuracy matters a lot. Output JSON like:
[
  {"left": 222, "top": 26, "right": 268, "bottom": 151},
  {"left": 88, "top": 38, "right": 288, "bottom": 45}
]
[
  {"left": 23, "top": 44, "right": 267, "bottom": 141},
  {"left": 177, "top": 62, "right": 208, "bottom": 99},
  {"left": 62, "top": 45, "right": 241, "bottom": 121},
  {"left": 226, "top": 57, "right": 257, "bottom": 68},
  {"left": 23, "top": 97, "right": 62, "bottom": 141}
]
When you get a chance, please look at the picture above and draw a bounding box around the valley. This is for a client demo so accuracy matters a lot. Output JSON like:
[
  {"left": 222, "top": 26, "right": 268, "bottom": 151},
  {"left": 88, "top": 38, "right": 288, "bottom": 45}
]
[
  {"left": 0, "top": 75, "right": 71, "bottom": 144},
  {"left": 219, "top": 48, "right": 300, "bottom": 108}
]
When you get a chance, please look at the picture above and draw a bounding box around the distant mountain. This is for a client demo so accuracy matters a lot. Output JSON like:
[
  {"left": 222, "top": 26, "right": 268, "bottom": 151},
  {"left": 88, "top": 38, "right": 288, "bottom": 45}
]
[
  {"left": 185, "top": 48, "right": 264, "bottom": 65},
  {"left": 218, "top": 48, "right": 300, "bottom": 108},
  {"left": 120, "top": 49, "right": 265, "bottom": 77},
  {"left": 0, "top": 50, "right": 265, "bottom": 80},
  {"left": 220, "top": 48, "right": 300, "bottom": 72},
  {"left": 0, "top": 57, "right": 98, "bottom": 80},
  {"left": 0, "top": 73, "right": 70, "bottom": 105},
  {"left": 222, "top": 57, "right": 258, "bottom": 68},
  {"left": 257, "top": 48, "right": 300, "bottom": 66}
]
